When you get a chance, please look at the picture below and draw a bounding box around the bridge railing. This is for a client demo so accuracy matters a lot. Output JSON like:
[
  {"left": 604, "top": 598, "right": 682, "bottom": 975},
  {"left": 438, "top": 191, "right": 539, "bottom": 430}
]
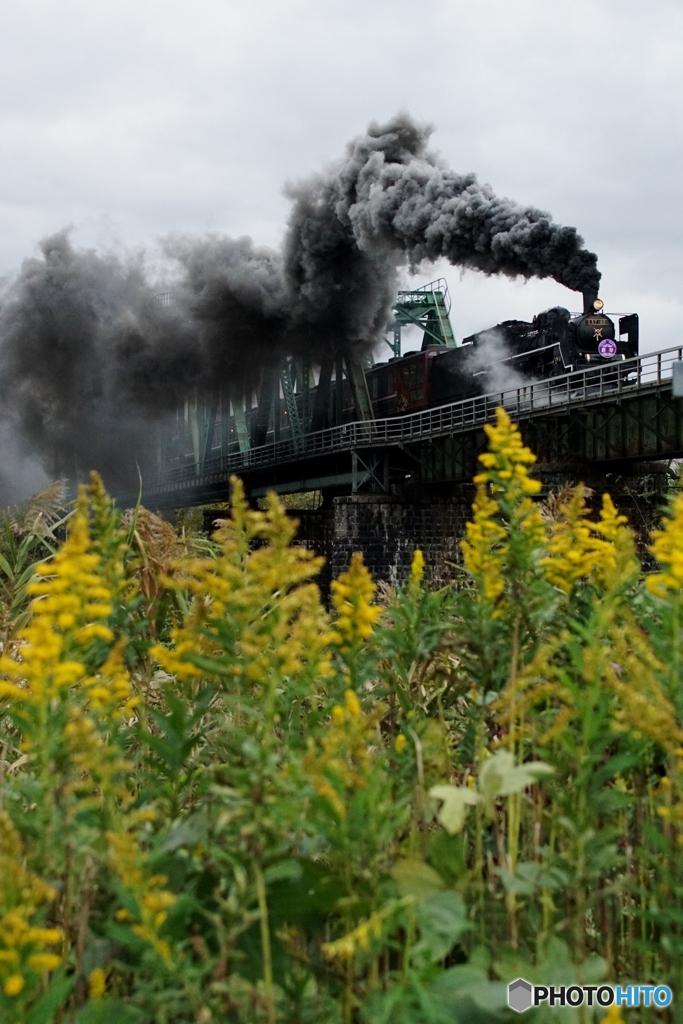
[{"left": 158, "top": 343, "right": 683, "bottom": 488}]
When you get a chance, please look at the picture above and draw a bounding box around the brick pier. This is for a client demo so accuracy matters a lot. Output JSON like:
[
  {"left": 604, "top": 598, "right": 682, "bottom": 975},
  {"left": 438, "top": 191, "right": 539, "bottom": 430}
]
[{"left": 290, "top": 462, "right": 672, "bottom": 593}]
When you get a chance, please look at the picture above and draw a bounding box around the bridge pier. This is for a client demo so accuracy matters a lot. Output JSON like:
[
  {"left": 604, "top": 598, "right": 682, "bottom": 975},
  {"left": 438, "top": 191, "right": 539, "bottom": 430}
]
[
  {"left": 290, "top": 462, "right": 672, "bottom": 593},
  {"left": 293, "top": 488, "right": 473, "bottom": 593}
]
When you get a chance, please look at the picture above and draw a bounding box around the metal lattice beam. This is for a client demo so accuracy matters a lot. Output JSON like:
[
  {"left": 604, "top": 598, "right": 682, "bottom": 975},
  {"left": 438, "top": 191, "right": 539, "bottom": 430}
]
[{"left": 280, "top": 359, "right": 303, "bottom": 446}]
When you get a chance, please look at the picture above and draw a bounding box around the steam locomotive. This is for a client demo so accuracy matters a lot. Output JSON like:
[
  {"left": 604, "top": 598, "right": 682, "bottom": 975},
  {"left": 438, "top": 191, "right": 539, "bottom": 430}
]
[{"left": 355, "top": 294, "right": 639, "bottom": 421}]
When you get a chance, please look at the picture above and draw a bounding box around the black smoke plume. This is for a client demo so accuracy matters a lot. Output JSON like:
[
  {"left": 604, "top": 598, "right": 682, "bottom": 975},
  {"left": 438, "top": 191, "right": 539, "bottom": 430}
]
[
  {"left": 284, "top": 113, "right": 599, "bottom": 355},
  {"left": 0, "top": 112, "right": 600, "bottom": 500}
]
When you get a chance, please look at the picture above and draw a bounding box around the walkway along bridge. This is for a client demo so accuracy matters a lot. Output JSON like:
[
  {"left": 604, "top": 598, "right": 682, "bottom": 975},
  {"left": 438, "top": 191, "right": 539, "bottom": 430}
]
[{"left": 140, "top": 343, "right": 683, "bottom": 510}]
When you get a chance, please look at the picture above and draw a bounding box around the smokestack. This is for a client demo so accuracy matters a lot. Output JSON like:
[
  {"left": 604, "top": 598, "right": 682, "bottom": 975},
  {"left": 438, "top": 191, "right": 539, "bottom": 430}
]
[{"left": 583, "top": 290, "right": 599, "bottom": 314}]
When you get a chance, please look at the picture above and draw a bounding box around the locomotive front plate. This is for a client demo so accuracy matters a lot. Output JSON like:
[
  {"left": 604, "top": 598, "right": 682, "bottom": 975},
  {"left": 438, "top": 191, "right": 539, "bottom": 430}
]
[{"left": 597, "top": 338, "right": 618, "bottom": 358}]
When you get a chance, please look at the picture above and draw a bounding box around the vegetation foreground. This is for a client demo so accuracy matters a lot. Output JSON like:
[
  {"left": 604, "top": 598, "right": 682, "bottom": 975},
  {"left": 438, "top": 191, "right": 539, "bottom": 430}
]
[{"left": 1, "top": 410, "right": 683, "bottom": 1022}]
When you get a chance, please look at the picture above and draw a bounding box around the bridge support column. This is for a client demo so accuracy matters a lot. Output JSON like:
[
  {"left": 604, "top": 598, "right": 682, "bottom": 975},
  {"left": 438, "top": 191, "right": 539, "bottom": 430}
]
[
  {"left": 290, "top": 463, "right": 672, "bottom": 595},
  {"left": 292, "top": 488, "right": 474, "bottom": 593}
]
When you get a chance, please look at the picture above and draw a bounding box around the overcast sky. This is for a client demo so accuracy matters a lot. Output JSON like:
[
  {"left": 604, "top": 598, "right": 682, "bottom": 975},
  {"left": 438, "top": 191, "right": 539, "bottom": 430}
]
[{"left": 1, "top": 0, "right": 681, "bottom": 350}]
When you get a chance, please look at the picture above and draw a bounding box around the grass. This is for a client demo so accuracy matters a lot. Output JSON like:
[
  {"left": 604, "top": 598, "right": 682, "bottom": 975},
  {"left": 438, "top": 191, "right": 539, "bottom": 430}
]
[{"left": 0, "top": 409, "right": 680, "bottom": 1022}]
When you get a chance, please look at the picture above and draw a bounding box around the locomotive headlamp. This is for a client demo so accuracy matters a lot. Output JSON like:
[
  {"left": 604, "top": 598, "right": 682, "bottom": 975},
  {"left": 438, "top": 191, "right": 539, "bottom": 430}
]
[{"left": 593, "top": 299, "right": 604, "bottom": 311}]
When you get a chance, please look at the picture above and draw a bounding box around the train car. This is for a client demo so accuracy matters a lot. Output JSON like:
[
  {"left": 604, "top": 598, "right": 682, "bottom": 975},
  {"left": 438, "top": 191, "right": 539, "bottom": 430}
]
[{"left": 366, "top": 348, "right": 451, "bottom": 415}]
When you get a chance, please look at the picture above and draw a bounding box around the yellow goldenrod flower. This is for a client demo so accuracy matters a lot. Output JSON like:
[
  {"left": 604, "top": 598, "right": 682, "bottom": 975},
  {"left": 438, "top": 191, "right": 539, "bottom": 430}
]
[
  {"left": 541, "top": 488, "right": 629, "bottom": 593},
  {"left": 106, "top": 829, "right": 176, "bottom": 967},
  {"left": 408, "top": 549, "right": 425, "bottom": 595},
  {"left": 23, "top": 928, "right": 62, "bottom": 946},
  {"left": 135, "top": 809, "right": 157, "bottom": 823},
  {"left": 344, "top": 689, "right": 362, "bottom": 719},
  {"left": 0, "top": 812, "right": 63, "bottom": 998},
  {"left": 4, "top": 974, "right": 24, "bottom": 997},
  {"left": 142, "top": 891, "right": 176, "bottom": 914},
  {"left": 601, "top": 1003, "right": 625, "bottom": 1023},
  {"left": 131, "top": 924, "right": 172, "bottom": 966},
  {"left": 75, "top": 623, "right": 115, "bottom": 644},
  {"left": 648, "top": 493, "right": 683, "bottom": 596},
  {"left": 461, "top": 490, "right": 507, "bottom": 601},
  {"left": 461, "top": 408, "right": 543, "bottom": 605},
  {"left": 394, "top": 733, "right": 407, "bottom": 754},
  {"left": 322, "top": 900, "right": 408, "bottom": 961},
  {"left": 331, "top": 704, "right": 345, "bottom": 726},
  {"left": 0, "top": 475, "right": 136, "bottom": 760},
  {"left": 304, "top": 690, "right": 384, "bottom": 820},
  {"left": 27, "top": 953, "right": 61, "bottom": 972},
  {"left": 312, "top": 777, "right": 347, "bottom": 820},
  {"left": 595, "top": 493, "right": 629, "bottom": 542},
  {"left": 88, "top": 967, "right": 107, "bottom": 999},
  {"left": 152, "top": 478, "right": 333, "bottom": 689},
  {"left": 331, "top": 553, "right": 381, "bottom": 652}
]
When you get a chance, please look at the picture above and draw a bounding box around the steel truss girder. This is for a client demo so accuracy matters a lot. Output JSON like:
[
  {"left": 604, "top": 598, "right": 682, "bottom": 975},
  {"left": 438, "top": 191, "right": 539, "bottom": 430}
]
[
  {"left": 523, "top": 393, "right": 683, "bottom": 466},
  {"left": 280, "top": 359, "right": 303, "bottom": 445},
  {"left": 351, "top": 451, "right": 386, "bottom": 493},
  {"left": 414, "top": 392, "right": 683, "bottom": 487}
]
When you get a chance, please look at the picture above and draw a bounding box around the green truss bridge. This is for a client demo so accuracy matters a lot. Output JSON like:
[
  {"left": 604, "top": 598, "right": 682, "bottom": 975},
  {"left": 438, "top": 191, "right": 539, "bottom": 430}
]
[{"left": 139, "top": 344, "right": 683, "bottom": 509}]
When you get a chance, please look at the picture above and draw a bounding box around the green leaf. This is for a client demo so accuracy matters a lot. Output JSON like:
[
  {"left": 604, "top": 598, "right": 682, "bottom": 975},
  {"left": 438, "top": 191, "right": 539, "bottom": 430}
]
[
  {"left": 26, "top": 975, "right": 75, "bottom": 1024},
  {"left": 430, "top": 965, "right": 508, "bottom": 1016},
  {"left": 185, "top": 652, "right": 233, "bottom": 675},
  {"left": 429, "top": 784, "right": 480, "bottom": 834},
  {"left": 143, "top": 685, "right": 212, "bottom": 780},
  {"left": 478, "top": 750, "right": 554, "bottom": 806},
  {"left": 74, "top": 999, "right": 143, "bottom": 1024},
  {"left": 495, "top": 936, "right": 607, "bottom": 990},
  {"left": 159, "top": 812, "right": 210, "bottom": 853},
  {"left": 427, "top": 829, "right": 467, "bottom": 884},
  {"left": 391, "top": 858, "right": 444, "bottom": 900},
  {"left": 497, "top": 861, "right": 569, "bottom": 896},
  {"left": 427, "top": 946, "right": 507, "bottom": 1017},
  {"left": 15, "top": 559, "right": 46, "bottom": 592},
  {"left": 0, "top": 551, "right": 14, "bottom": 578},
  {"left": 430, "top": 963, "right": 486, "bottom": 996},
  {"left": 362, "top": 977, "right": 454, "bottom": 1024},
  {"left": 101, "top": 921, "right": 146, "bottom": 951},
  {"left": 264, "top": 858, "right": 303, "bottom": 885},
  {"left": 268, "top": 858, "right": 345, "bottom": 928},
  {"left": 413, "top": 891, "right": 471, "bottom": 966}
]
